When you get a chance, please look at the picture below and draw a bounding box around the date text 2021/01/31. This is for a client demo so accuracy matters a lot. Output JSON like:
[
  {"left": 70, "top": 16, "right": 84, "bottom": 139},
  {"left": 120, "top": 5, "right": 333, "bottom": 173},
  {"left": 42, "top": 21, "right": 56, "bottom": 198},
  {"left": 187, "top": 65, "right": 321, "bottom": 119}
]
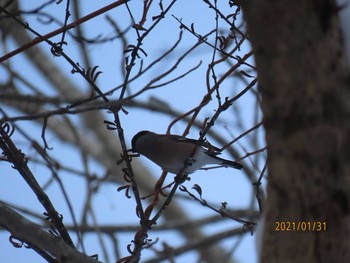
[{"left": 274, "top": 221, "right": 327, "bottom": 232}]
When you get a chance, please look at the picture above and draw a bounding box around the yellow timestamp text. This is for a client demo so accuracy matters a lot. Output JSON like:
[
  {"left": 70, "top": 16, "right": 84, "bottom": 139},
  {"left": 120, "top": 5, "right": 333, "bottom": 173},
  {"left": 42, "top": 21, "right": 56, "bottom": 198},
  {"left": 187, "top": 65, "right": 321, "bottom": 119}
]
[{"left": 275, "top": 221, "right": 327, "bottom": 231}]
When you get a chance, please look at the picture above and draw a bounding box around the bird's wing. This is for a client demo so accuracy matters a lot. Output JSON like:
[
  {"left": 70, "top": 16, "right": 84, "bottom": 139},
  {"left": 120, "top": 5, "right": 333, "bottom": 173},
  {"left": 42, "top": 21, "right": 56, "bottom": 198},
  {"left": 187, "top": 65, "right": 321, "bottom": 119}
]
[{"left": 171, "top": 135, "right": 222, "bottom": 154}]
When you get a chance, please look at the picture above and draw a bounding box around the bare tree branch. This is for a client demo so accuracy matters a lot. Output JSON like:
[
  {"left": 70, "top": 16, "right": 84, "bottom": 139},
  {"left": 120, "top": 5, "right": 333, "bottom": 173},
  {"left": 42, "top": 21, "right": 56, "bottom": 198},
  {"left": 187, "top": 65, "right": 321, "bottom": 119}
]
[{"left": 0, "top": 201, "right": 100, "bottom": 263}]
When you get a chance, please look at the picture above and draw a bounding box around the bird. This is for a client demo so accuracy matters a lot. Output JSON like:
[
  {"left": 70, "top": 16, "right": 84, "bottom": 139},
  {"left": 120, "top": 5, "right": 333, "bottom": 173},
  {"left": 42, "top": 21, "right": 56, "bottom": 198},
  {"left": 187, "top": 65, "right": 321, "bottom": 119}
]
[{"left": 131, "top": 130, "right": 243, "bottom": 174}]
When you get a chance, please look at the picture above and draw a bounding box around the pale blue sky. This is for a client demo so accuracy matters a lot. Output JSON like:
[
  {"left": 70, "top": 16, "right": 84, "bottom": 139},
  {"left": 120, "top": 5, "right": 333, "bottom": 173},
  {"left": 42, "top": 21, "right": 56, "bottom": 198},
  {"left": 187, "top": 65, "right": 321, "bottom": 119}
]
[{"left": 0, "top": 1, "right": 263, "bottom": 262}]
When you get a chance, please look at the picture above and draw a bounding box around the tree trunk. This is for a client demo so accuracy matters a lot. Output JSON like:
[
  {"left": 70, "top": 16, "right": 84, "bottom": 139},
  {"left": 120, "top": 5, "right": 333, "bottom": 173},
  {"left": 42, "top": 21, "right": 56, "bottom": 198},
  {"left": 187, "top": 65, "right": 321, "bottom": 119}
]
[{"left": 241, "top": 0, "right": 350, "bottom": 262}]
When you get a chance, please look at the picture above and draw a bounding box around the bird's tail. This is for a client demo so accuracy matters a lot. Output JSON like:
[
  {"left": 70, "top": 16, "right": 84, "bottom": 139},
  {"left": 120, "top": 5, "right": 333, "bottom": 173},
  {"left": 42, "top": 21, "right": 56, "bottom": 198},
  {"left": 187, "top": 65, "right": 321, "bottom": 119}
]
[{"left": 221, "top": 159, "right": 243, "bottom": 170}]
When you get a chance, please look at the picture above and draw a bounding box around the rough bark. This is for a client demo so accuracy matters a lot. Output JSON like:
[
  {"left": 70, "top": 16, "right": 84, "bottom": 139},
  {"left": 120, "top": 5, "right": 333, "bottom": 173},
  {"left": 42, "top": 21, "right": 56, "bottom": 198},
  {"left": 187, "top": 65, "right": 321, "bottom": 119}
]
[{"left": 241, "top": 0, "right": 350, "bottom": 262}]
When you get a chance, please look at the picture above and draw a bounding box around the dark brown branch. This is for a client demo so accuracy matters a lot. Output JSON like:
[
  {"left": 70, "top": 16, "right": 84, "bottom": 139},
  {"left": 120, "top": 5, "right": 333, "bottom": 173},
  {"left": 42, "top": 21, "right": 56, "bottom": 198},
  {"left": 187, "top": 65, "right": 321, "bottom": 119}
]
[
  {"left": 0, "top": 0, "right": 129, "bottom": 63},
  {"left": 0, "top": 122, "right": 74, "bottom": 247},
  {"left": 144, "top": 227, "right": 246, "bottom": 263},
  {"left": 0, "top": 201, "right": 100, "bottom": 263}
]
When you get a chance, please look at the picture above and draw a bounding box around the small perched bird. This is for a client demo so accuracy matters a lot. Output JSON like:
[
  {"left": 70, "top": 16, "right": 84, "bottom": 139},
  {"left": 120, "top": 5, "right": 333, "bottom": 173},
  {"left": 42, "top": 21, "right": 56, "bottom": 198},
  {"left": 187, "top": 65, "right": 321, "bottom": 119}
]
[{"left": 131, "top": 130, "right": 243, "bottom": 174}]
